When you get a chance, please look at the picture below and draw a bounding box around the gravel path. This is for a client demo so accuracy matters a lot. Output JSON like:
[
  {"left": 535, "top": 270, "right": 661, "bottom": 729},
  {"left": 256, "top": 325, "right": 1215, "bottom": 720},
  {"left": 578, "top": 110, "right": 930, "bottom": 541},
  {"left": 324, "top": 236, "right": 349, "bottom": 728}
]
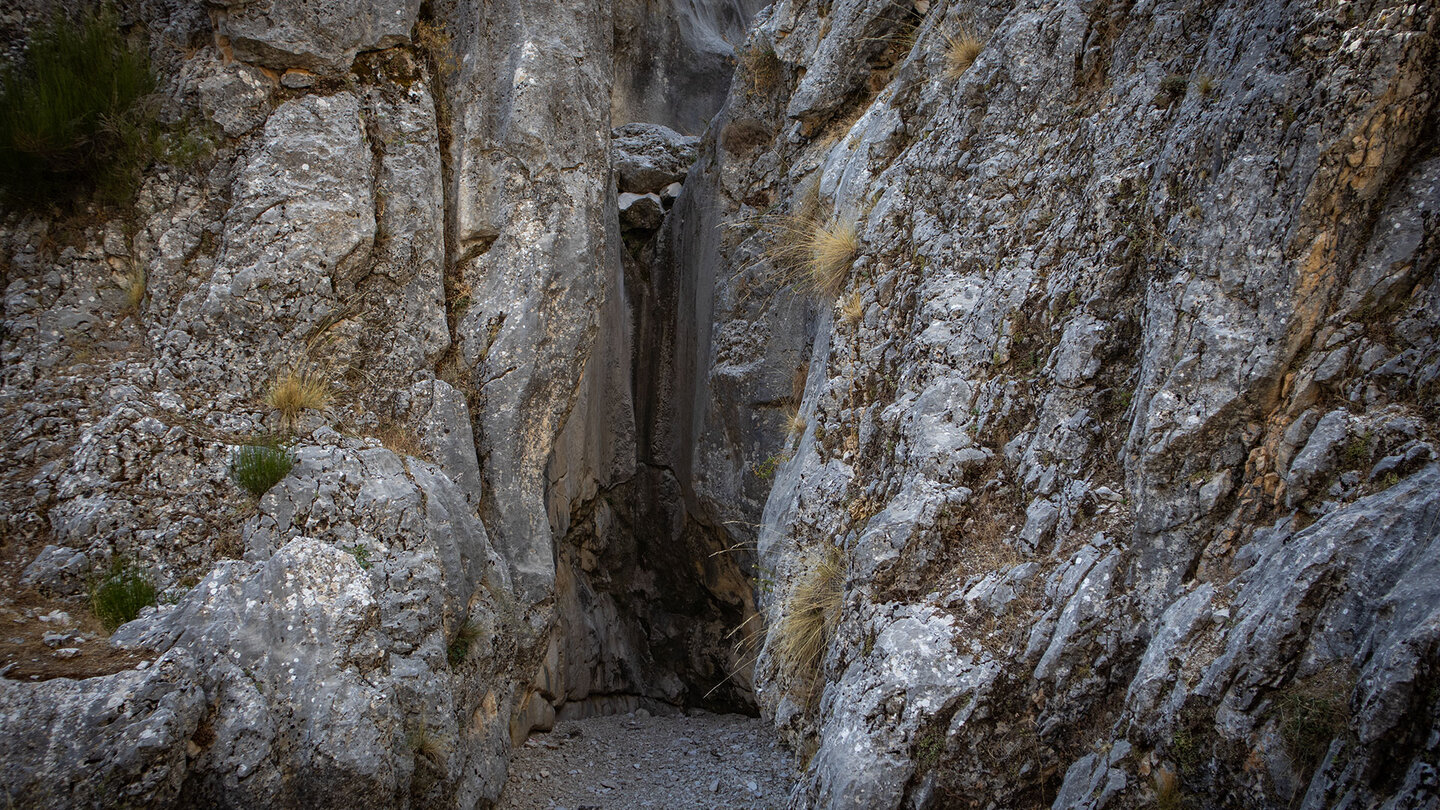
[{"left": 497, "top": 711, "right": 796, "bottom": 810}]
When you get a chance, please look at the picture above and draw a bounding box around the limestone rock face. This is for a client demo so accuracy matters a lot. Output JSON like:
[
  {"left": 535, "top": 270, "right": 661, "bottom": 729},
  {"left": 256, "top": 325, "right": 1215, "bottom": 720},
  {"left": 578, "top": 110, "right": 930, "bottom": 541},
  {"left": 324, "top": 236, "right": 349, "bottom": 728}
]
[
  {"left": 669, "top": 0, "right": 1440, "bottom": 807},
  {"left": 1, "top": 438, "right": 517, "bottom": 809},
  {"left": 2, "top": 0, "right": 1436, "bottom": 806},
  {"left": 213, "top": 0, "right": 422, "bottom": 76},
  {"left": 611, "top": 0, "right": 769, "bottom": 133},
  {"left": 0, "top": 651, "right": 205, "bottom": 808}
]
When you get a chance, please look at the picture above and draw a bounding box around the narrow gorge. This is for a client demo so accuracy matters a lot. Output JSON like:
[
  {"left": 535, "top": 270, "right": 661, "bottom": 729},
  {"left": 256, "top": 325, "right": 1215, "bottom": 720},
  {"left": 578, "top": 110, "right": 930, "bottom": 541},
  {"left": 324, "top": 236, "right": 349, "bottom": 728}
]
[{"left": 0, "top": 0, "right": 1436, "bottom": 809}]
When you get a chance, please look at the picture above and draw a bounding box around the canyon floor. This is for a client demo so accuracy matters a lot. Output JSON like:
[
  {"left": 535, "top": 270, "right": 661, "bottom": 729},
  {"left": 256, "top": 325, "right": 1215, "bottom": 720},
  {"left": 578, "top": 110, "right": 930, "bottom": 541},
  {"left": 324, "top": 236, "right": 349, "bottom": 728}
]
[{"left": 497, "top": 711, "right": 796, "bottom": 810}]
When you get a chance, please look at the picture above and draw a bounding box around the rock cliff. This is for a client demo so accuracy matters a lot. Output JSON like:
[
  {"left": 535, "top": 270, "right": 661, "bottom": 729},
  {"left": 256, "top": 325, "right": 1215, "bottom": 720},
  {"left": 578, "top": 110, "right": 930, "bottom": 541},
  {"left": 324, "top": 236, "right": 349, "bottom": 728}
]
[{"left": 0, "top": 0, "right": 1435, "bottom": 808}]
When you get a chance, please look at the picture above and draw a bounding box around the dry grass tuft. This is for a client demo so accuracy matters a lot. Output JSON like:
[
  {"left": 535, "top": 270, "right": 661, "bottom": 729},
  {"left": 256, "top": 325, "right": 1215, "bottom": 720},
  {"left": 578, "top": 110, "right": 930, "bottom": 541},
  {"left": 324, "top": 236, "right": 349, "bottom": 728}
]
[
  {"left": 944, "top": 30, "right": 984, "bottom": 80},
  {"left": 266, "top": 367, "right": 332, "bottom": 425},
  {"left": 750, "top": 214, "right": 859, "bottom": 299},
  {"left": 739, "top": 41, "right": 783, "bottom": 96},
  {"left": 839, "top": 291, "right": 866, "bottom": 328},
  {"left": 375, "top": 421, "right": 426, "bottom": 460},
  {"left": 785, "top": 407, "right": 808, "bottom": 438},
  {"left": 119, "top": 264, "right": 146, "bottom": 314},
  {"left": 777, "top": 545, "right": 846, "bottom": 685},
  {"left": 1154, "top": 767, "right": 1182, "bottom": 810}
]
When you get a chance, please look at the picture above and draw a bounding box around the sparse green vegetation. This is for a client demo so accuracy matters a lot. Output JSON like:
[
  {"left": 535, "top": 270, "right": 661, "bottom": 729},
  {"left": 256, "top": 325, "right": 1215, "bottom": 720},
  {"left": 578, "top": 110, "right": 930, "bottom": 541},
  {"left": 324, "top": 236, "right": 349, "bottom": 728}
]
[
  {"left": 90, "top": 558, "right": 156, "bottom": 631},
  {"left": 0, "top": 4, "right": 158, "bottom": 206},
  {"left": 1276, "top": 668, "right": 1353, "bottom": 773},
  {"left": 346, "top": 543, "right": 373, "bottom": 570},
  {"left": 230, "top": 442, "right": 294, "bottom": 497},
  {"left": 753, "top": 451, "right": 791, "bottom": 481},
  {"left": 447, "top": 618, "right": 480, "bottom": 666},
  {"left": 1342, "top": 431, "right": 1373, "bottom": 468},
  {"left": 914, "top": 725, "right": 946, "bottom": 772}
]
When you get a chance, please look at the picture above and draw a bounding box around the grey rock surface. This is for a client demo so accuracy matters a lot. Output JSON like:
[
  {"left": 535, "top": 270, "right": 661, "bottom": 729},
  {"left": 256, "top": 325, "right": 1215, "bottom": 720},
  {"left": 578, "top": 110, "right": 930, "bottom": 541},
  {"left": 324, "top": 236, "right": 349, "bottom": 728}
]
[
  {"left": 0, "top": 651, "right": 205, "bottom": 809},
  {"left": 613, "top": 123, "right": 701, "bottom": 194},
  {"left": 213, "top": 0, "right": 421, "bottom": 76},
  {"left": 2, "top": 0, "right": 1437, "bottom": 808},
  {"left": 611, "top": 0, "right": 767, "bottom": 133},
  {"left": 676, "top": 0, "right": 1440, "bottom": 807}
]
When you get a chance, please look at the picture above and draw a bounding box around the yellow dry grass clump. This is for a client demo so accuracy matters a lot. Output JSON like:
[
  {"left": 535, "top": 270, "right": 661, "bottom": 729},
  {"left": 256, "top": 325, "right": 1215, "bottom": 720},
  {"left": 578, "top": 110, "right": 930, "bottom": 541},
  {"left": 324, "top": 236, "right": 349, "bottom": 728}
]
[
  {"left": 118, "top": 264, "right": 146, "bottom": 314},
  {"left": 777, "top": 545, "right": 846, "bottom": 682},
  {"left": 839, "top": 291, "right": 866, "bottom": 327},
  {"left": 266, "top": 367, "right": 331, "bottom": 424},
  {"left": 756, "top": 214, "right": 859, "bottom": 299},
  {"left": 944, "top": 30, "right": 984, "bottom": 79},
  {"left": 785, "top": 407, "right": 808, "bottom": 438}
]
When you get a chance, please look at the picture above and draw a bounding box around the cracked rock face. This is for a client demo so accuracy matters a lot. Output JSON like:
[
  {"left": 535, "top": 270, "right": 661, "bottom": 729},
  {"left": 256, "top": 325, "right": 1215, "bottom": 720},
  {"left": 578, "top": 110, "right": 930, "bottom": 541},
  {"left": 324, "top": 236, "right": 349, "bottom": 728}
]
[
  {"left": 213, "top": 0, "right": 422, "bottom": 76},
  {"left": 671, "top": 0, "right": 1439, "bottom": 807}
]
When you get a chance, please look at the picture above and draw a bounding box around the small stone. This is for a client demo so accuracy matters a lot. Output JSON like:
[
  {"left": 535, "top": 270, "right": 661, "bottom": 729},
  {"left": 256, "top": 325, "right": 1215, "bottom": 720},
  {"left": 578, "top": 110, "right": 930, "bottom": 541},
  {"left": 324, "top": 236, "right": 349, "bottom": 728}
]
[
  {"left": 40, "top": 610, "right": 73, "bottom": 625},
  {"left": 710, "top": 778, "right": 720, "bottom": 793},
  {"left": 54, "top": 648, "right": 81, "bottom": 659},
  {"left": 281, "top": 69, "right": 317, "bottom": 89},
  {"left": 1092, "top": 486, "right": 1124, "bottom": 502}
]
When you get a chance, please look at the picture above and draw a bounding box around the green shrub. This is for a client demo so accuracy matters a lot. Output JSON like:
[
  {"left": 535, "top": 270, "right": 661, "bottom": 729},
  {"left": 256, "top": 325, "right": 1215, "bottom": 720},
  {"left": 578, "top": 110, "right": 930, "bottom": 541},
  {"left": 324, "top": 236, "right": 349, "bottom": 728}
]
[
  {"left": 345, "top": 543, "right": 373, "bottom": 570},
  {"left": 0, "top": 4, "right": 158, "bottom": 206},
  {"left": 1159, "top": 73, "right": 1188, "bottom": 103},
  {"left": 90, "top": 559, "right": 156, "bottom": 631},
  {"left": 447, "top": 618, "right": 480, "bottom": 667},
  {"left": 230, "top": 442, "right": 294, "bottom": 497},
  {"left": 1277, "top": 669, "right": 1353, "bottom": 772}
]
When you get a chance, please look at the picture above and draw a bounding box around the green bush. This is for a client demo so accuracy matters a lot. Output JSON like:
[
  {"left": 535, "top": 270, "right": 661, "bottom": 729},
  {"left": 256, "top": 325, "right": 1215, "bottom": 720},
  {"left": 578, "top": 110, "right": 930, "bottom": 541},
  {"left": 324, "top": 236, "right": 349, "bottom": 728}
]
[
  {"left": 90, "top": 559, "right": 156, "bottom": 631},
  {"left": 447, "top": 618, "right": 480, "bottom": 667},
  {"left": 0, "top": 4, "right": 156, "bottom": 205},
  {"left": 1277, "top": 669, "right": 1353, "bottom": 772},
  {"left": 230, "top": 442, "right": 295, "bottom": 497}
]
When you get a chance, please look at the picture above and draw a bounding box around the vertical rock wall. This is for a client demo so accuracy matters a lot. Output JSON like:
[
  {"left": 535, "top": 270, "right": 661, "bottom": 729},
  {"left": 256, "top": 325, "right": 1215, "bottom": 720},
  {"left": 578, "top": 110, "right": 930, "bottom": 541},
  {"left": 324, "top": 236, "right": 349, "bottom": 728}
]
[
  {"left": 681, "top": 0, "right": 1439, "bottom": 807},
  {"left": 0, "top": 0, "right": 759, "bottom": 805}
]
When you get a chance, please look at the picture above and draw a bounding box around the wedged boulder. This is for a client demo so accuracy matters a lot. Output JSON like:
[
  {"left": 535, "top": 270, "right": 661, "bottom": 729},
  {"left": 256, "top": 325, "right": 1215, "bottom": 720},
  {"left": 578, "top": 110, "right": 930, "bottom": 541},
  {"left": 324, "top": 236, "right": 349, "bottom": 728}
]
[
  {"left": 619, "top": 192, "right": 665, "bottom": 231},
  {"left": 612, "top": 123, "right": 700, "bottom": 194}
]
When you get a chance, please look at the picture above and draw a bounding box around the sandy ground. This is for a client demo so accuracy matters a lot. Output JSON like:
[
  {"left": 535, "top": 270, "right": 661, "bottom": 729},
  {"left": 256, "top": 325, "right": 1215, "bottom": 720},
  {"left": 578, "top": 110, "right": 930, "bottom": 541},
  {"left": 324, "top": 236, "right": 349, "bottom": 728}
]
[{"left": 497, "top": 710, "right": 797, "bottom": 810}]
